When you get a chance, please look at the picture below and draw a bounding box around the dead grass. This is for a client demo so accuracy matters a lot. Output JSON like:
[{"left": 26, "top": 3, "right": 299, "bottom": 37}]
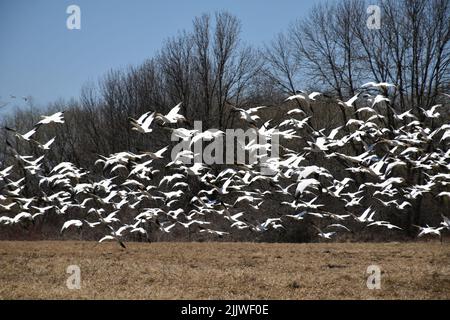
[{"left": 0, "top": 241, "right": 448, "bottom": 299}]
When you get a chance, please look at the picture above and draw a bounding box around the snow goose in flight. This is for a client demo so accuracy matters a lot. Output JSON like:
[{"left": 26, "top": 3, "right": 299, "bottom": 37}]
[
  {"left": 199, "top": 228, "right": 229, "bottom": 236},
  {"left": 189, "top": 129, "right": 225, "bottom": 147},
  {"left": 284, "top": 91, "right": 321, "bottom": 102},
  {"left": 0, "top": 202, "right": 17, "bottom": 211},
  {"left": 37, "top": 111, "right": 65, "bottom": 125},
  {"left": 437, "top": 191, "right": 450, "bottom": 199},
  {"left": 4, "top": 126, "right": 37, "bottom": 141},
  {"left": 12, "top": 212, "right": 34, "bottom": 224},
  {"left": 129, "top": 111, "right": 156, "bottom": 133},
  {"left": 352, "top": 207, "right": 377, "bottom": 223},
  {"left": 420, "top": 104, "right": 443, "bottom": 119},
  {"left": 337, "top": 93, "right": 359, "bottom": 108},
  {"left": 61, "top": 219, "right": 83, "bottom": 233},
  {"left": 361, "top": 82, "right": 396, "bottom": 89},
  {"left": 287, "top": 108, "right": 306, "bottom": 116},
  {"left": 285, "top": 210, "right": 306, "bottom": 221},
  {"left": 393, "top": 109, "right": 416, "bottom": 121},
  {"left": 137, "top": 146, "right": 168, "bottom": 159},
  {"left": 0, "top": 165, "right": 13, "bottom": 180},
  {"left": 326, "top": 224, "right": 351, "bottom": 232},
  {"left": 440, "top": 215, "right": 450, "bottom": 230},
  {"left": 33, "top": 137, "right": 56, "bottom": 150},
  {"left": 413, "top": 225, "right": 444, "bottom": 237},
  {"left": 155, "top": 103, "right": 186, "bottom": 124},
  {"left": 367, "top": 221, "right": 401, "bottom": 230},
  {"left": 312, "top": 225, "right": 336, "bottom": 240},
  {"left": 294, "top": 178, "right": 321, "bottom": 197},
  {"left": 370, "top": 95, "right": 390, "bottom": 108},
  {"left": 230, "top": 107, "right": 262, "bottom": 125},
  {"left": 98, "top": 235, "right": 126, "bottom": 249}
]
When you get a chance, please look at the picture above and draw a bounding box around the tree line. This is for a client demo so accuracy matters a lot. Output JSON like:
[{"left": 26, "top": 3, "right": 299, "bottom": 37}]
[{"left": 1, "top": 0, "right": 449, "bottom": 241}]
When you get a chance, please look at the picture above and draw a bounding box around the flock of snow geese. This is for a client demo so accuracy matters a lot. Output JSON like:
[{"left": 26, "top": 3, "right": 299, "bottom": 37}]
[{"left": 0, "top": 82, "right": 449, "bottom": 247}]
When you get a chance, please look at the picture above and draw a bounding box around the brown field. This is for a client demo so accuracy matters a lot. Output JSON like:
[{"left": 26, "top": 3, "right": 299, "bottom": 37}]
[{"left": 0, "top": 241, "right": 449, "bottom": 299}]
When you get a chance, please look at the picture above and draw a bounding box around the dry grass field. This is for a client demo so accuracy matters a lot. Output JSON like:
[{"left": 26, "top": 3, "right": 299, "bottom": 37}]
[{"left": 0, "top": 241, "right": 449, "bottom": 299}]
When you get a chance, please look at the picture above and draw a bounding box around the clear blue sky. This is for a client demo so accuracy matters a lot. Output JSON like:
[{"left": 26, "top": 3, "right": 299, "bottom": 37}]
[{"left": 0, "top": 0, "right": 319, "bottom": 112}]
